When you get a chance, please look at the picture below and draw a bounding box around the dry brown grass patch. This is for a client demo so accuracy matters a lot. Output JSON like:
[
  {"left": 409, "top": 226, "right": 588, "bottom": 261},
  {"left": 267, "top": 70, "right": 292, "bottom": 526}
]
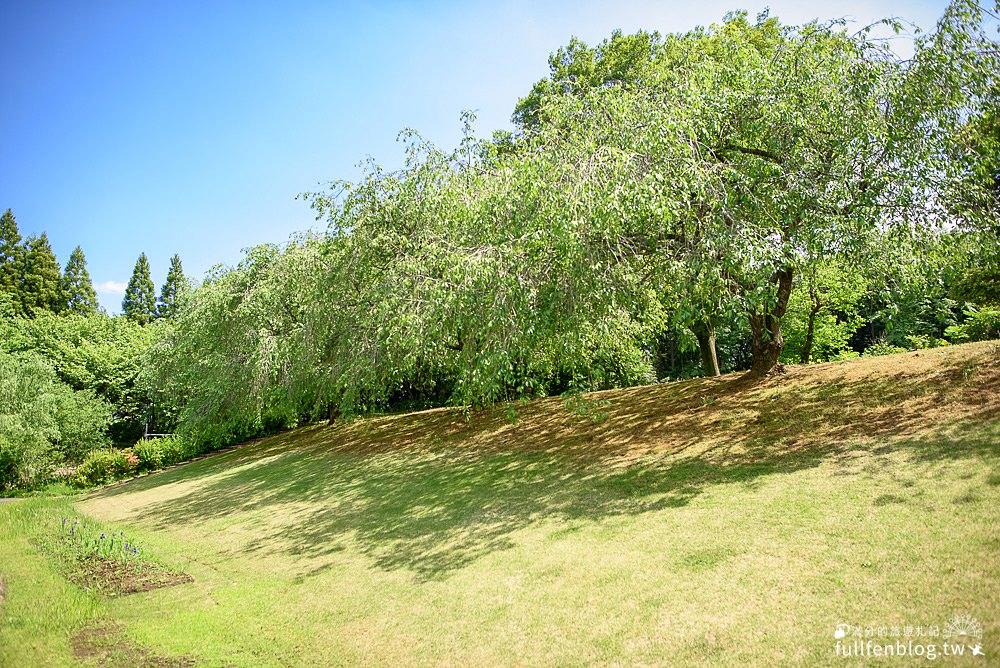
[
  {"left": 139, "top": 342, "right": 997, "bottom": 487},
  {"left": 71, "top": 621, "right": 196, "bottom": 667}
]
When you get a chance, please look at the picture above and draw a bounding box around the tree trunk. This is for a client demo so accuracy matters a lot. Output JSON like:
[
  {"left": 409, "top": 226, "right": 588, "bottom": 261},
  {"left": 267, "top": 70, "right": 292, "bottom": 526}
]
[
  {"left": 800, "top": 290, "right": 822, "bottom": 365},
  {"left": 690, "top": 317, "right": 721, "bottom": 377},
  {"left": 326, "top": 402, "right": 340, "bottom": 426},
  {"left": 747, "top": 267, "right": 794, "bottom": 378},
  {"left": 800, "top": 309, "right": 816, "bottom": 365}
]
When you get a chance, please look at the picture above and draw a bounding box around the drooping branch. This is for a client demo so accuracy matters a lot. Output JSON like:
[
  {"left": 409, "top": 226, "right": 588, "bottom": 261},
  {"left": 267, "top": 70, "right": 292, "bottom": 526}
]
[{"left": 715, "top": 144, "right": 785, "bottom": 165}]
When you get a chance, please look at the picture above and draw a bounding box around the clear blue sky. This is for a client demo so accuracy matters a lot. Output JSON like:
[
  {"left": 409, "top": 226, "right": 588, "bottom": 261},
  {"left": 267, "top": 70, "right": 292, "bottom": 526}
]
[{"left": 1, "top": 0, "right": 949, "bottom": 313}]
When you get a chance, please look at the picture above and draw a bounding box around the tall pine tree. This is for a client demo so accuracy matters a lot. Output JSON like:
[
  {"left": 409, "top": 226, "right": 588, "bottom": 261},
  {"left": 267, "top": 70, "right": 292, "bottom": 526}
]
[
  {"left": 0, "top": 209, "right": 24, "bottom": 306},
  {"left": 62, "top": 246, "right": 99, "bottom": 315},
  {"left": 20, "top": 232, "right": 65, "bottom": 316},
  {"left": 157, "top": 253, "right": 188, "bottom": 319},
  {"left": 122, "top": 252, "right": 156, "bottom": 324}
]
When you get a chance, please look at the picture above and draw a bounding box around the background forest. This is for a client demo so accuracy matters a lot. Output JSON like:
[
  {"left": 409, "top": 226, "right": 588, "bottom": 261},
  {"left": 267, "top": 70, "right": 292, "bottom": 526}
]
[{"left": 1, "top": 2, "right": 998, "bottom": 492}]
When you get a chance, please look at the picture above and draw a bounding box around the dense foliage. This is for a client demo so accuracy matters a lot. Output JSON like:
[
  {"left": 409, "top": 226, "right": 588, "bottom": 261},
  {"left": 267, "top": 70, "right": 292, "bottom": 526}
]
[
  {"left": 2, "top": 3, "right": 998, "bottom": 490},
  {"left": 147, "top": 2, "right": 998, "bottom": 447},
  {"left": 0, "top": 212, "right": 191, "bottom": 489},
  {"left": 0, "top": 349, "right": 112, "bottom": 491}
]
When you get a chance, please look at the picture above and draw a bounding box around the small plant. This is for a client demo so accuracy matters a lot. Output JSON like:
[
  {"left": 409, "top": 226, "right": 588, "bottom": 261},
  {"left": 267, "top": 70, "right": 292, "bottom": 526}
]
[
  {"left": 154, "top": 435, "right": 199, "bottom": 467},
  {"left": 504, "top": 403, "right": 521, "bottom": 426},
  {"left": 503, "top": 398, "right": 533, "bottom": 426},
  {"left": 42, "top": 512, "right": 192, "bottom": 597},
  {"left": 59, "top": 516, "right": 144, "bottom": 569},
  {"left": 563, "top": 392, "right": 612, "bottom": 424},
  {"left": 903, "top": 334, "right": 948, "bottom": 350},
  {"left": 862, "top": 341, "right": 908, "bottom": 358}
]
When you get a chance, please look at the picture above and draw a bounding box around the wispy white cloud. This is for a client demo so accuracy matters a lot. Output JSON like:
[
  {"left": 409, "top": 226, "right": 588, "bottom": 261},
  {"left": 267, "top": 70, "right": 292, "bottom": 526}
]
[{"left": 95, "top": 280, "right": 127, "bottom": 296}]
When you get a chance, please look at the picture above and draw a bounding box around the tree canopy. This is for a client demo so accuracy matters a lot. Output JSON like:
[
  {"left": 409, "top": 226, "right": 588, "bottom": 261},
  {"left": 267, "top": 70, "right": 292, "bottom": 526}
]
[
  {"left": 507, "top": 3, "right": 998, "bottom": 375},
  {"left": 121, "top": 2, "right": 1000, "bottom": 453}
]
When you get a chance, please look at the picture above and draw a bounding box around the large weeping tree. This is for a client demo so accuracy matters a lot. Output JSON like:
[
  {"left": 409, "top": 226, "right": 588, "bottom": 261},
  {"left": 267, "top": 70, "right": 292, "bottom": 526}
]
[
  {"left": 154, "top": 2, "right": 998, "bottom": 439},
  {"left": 302, "top": 122, "right": 658, "bottom": 415},
  {"left": 704, "top": 3, "right": 996, "bottom": 376},
  {"left": 512, "top": 2, "right": 998, "bottom": 378}
]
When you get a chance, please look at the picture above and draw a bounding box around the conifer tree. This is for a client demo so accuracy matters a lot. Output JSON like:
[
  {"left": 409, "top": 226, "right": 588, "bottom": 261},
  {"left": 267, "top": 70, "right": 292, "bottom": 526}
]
[
  {"left": 0, "top": 208, "right": 24, "bottom": 303},
  {"left": 20, "top": 232, "right": 64, "bottom": 316},
  {"left": 157, "top": 254, "right": 189, "bottom": 319},
  {"left": 122, "top": 253, "right": 156, "bottom": 324},
  {"left": 62, "top": 246, "right": 99, "bottom": 315}
]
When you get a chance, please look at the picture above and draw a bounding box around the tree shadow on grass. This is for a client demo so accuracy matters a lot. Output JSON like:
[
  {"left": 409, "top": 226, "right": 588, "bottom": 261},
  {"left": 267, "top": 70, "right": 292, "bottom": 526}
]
[{"left": 86, "top": 344, "right": 1000, "bottom": 581}]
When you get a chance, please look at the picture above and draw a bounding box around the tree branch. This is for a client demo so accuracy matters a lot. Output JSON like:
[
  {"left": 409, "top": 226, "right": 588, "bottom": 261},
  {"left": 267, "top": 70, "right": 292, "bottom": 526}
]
[{"left": 718, "top": 144, "right": 785, "bottom": 164}]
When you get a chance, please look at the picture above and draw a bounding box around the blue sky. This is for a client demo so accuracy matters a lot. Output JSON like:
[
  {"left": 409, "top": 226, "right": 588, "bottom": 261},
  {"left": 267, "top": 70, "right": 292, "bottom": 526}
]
[{"left": 1, "top": 0, "right": 950, "bottom": 312}]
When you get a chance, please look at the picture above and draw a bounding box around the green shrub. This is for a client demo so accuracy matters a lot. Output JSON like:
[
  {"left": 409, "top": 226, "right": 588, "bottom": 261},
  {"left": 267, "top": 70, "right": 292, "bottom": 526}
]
[
  {"left": 0, "top": 434, "right": 53, "bottom": 493},
  {"left": 829, "top": 349, "right": 861, "bottom": 362},
  {"left": 863, "top": 341, "right": 908, "bottom": 357},
  {"left": 945, "top": 307, "right": 1000, "bottom": 343},
  {"left": 903, "top": 334, "right": 949, "bottom": 350},
  {"left": 133, "top": 438, "right": 164, "bottom": 472},
  {"left": 70, "top": 436, "right": 201, "bottom": 489},
  {"left": 72, "top": 449, "right": 131, "bottom": 488},
  {"left": 152, "top": 435, "right": 200, "bottom": 467}
]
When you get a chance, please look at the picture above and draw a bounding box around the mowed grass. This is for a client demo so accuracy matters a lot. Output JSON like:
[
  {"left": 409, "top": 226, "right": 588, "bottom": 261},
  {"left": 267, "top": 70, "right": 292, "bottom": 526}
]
[{"left": 2, "top": 341, "right": 999, "bottom": 666}]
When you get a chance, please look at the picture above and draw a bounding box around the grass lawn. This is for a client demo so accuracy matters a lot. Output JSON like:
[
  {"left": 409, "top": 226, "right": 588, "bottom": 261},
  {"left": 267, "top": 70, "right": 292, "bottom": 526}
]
[{"left": 2, "top": 342, "right": 999, "bottom": 666}]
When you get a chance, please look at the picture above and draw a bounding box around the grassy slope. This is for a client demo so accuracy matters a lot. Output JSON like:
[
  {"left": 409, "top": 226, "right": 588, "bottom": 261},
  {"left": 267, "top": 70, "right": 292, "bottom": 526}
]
[
  {"left": 2, "top": 341, "right": 999, "bottom": 666},
  {"left": 0, "top": 498, "right": 102, "bottom": 667}
]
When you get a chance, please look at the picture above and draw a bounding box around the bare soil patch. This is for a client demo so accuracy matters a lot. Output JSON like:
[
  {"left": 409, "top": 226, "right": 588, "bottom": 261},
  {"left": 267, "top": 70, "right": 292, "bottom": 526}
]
[
  {"left": 71, "top": 621, "right": 195, "bottom": 667},
  {"left": 68, "top": 555, "right": 192, "bottom": 598}
]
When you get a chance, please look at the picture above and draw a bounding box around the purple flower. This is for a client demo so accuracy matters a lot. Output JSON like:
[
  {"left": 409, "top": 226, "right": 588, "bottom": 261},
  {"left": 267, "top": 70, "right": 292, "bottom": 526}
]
[
  {"left": 125, "top": 542, "right": 130, "bottom": 549},
  {"left": 100, "top": 533, "right": 106, "bottom": 539},
  {"left": 132, "top": 547, "right": 138, "bottom": 554}
]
